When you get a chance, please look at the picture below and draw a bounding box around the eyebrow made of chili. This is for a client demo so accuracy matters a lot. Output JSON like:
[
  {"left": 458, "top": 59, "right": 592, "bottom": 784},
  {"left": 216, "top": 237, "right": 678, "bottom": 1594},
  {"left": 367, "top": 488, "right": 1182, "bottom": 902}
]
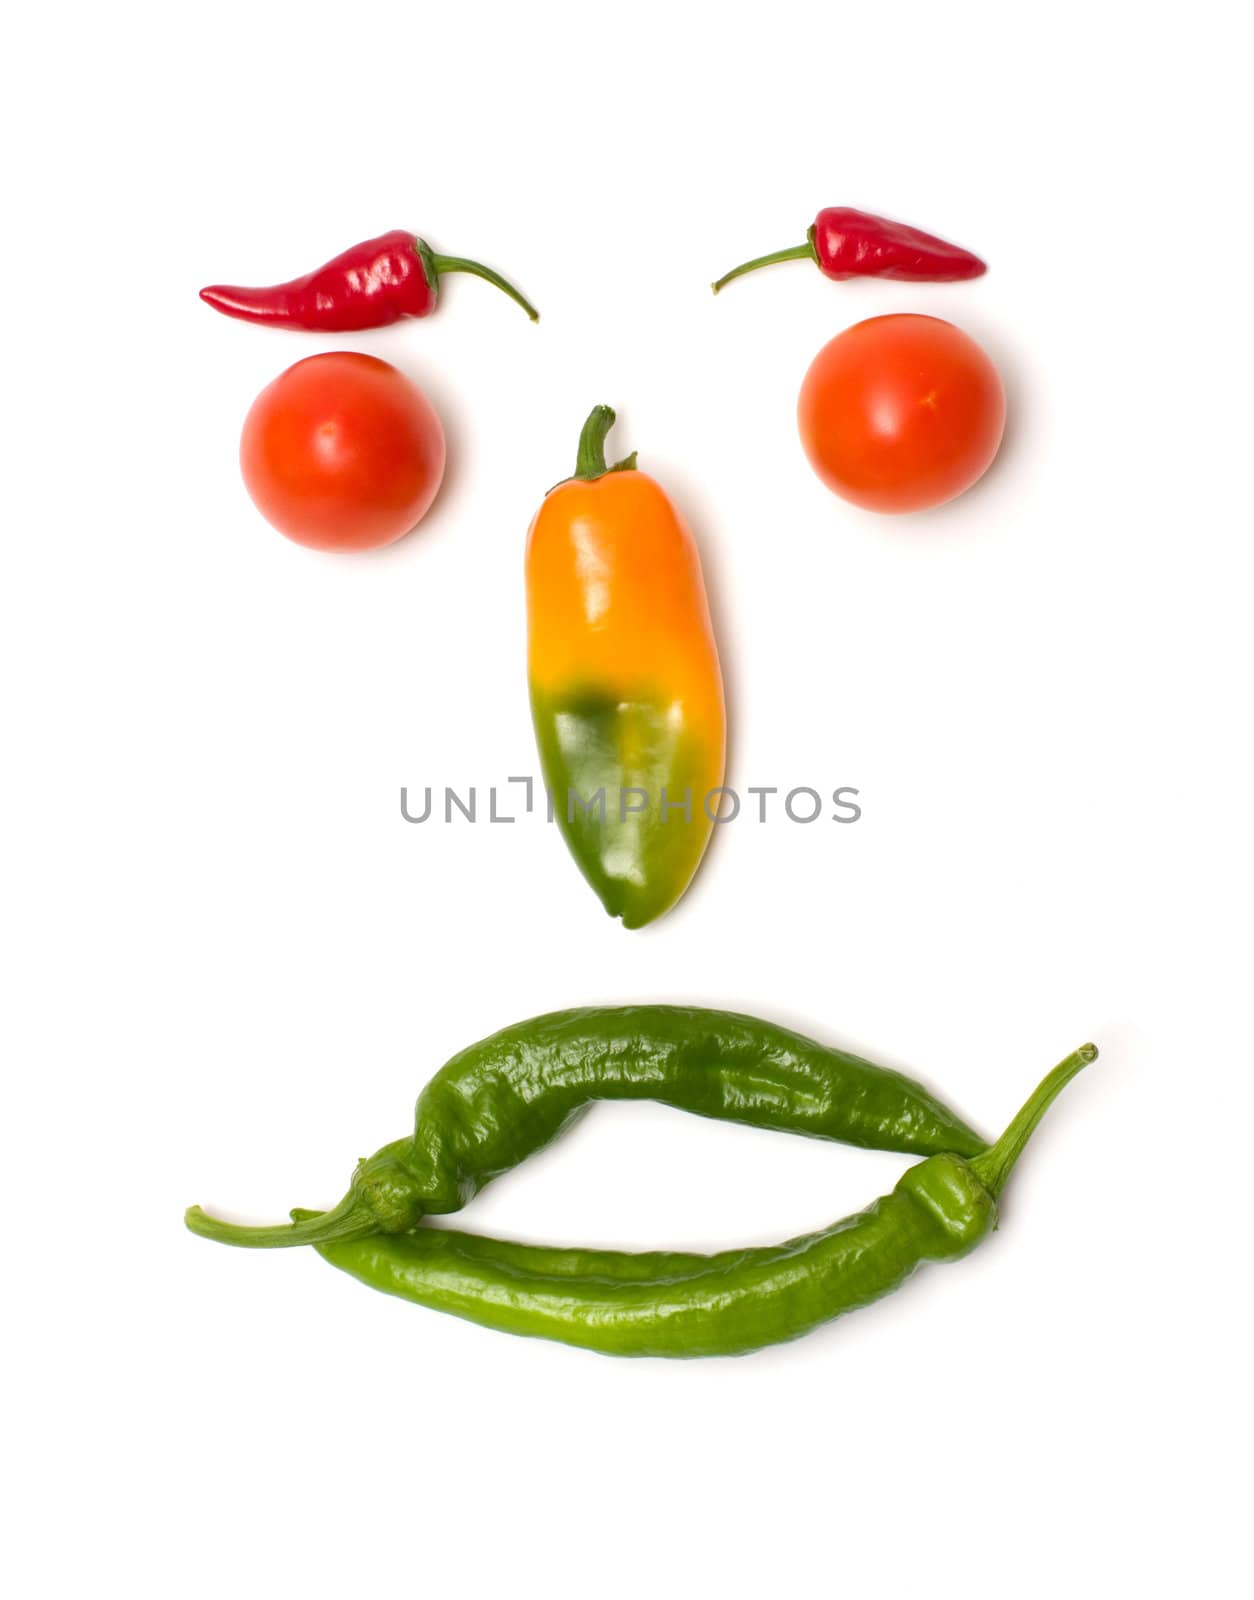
[
  {"left": 200, "top": 230, "right": 539, "bottom": 330},
  {"left": 184, "top": 1005, "right": 987, "bottom": 1248},
  {"left": 712, "top": 207, "right": 986, "bottom": 294},
  {"left": 299, "top": 1045, "right": 1095, "bottom": 1358}
]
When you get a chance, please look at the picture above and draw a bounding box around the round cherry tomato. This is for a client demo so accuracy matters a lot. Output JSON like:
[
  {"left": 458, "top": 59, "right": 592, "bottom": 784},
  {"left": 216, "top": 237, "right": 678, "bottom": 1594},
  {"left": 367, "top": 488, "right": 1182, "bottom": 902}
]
[
  {"left": 797, "top": 314, "right": 1005, "bottom": 514},
  {"left": 240, "top": 352, "right": 446, "bottom": 551}
]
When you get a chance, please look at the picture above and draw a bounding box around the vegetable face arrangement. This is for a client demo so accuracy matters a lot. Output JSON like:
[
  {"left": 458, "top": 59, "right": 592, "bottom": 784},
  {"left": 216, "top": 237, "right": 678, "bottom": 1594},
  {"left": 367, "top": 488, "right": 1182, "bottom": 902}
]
[
  {"left": 187, "top": 1008, "right": 1094, "bottom": 1357},
  {"left": 191, "top": 205, "right": 1091, "bottom": 1360},
  {"left": 525, "top": 409, "right": 725, "bottom": 927}
]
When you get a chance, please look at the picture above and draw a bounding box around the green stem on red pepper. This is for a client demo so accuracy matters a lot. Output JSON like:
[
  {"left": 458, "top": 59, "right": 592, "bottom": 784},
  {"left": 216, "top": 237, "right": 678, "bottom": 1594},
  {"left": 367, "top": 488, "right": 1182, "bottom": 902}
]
[
  {"left": 711, "top": 240, "right": 816, "bottom": 293},
  {"left": 419, "top": 240, "right": 540, "bottom": 321}
]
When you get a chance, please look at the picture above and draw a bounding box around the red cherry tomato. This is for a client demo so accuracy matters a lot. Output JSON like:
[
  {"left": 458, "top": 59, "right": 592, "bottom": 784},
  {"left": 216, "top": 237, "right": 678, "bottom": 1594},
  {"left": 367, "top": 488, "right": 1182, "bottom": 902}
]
[
  {"left": 797, "top": 314, "right": 1005, "bottom": 514},
  {"left": 240, "top": 352, "right": 446, "bottom": 551}
]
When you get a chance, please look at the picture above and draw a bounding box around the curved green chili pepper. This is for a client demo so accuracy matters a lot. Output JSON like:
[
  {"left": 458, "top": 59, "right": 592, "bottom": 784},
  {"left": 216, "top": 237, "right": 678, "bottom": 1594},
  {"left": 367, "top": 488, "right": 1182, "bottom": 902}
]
[
  {"left": 185, "top": 1006, "right": 985, "bottom": 1248},
  {"left": 299, "top": 1045, "right": 1094, "bottom": 1358}
]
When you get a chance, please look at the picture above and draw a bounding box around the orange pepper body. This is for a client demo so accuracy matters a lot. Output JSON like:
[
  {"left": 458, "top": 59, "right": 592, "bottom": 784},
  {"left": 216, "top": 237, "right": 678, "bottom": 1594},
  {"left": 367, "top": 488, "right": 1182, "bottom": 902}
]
[{"left": 526, "top": 413, "right": 725, "bottom": 928}]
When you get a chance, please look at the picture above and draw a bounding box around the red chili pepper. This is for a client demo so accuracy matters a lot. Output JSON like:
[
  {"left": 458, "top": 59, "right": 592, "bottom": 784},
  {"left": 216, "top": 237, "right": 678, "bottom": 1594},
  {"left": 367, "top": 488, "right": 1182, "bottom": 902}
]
[
  {"left": 200, "top": 229, "right": 539, "bottom": 330},
  {"left": 711, "top": 208, "right": 986, "bottom": 294}
]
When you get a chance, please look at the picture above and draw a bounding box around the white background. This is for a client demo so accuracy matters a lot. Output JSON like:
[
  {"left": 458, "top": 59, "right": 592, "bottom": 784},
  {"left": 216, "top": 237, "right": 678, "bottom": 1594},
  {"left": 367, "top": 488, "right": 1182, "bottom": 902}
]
[{"left": 4, "top": 2, "right": 1250, "bottom": 1594}]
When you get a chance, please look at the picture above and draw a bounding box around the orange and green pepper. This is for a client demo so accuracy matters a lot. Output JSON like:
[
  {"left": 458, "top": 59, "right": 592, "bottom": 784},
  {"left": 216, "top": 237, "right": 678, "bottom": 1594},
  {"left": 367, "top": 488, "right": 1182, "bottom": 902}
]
[{"left": 524, "top": 406, "right": 725, "bottom": 927}]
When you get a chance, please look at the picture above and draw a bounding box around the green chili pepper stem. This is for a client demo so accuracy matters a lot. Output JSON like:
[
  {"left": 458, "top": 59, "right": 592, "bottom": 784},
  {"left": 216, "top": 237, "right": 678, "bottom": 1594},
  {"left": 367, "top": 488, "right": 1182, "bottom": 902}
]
[
  {"left": 573, "top": 405, "right": 638, "bottom": 482},
  {"left": 969, "top": 1043, "right": 1097, "bottom": 1200},
  {"left": 426, "top": 248, "right": 540, "bottom": 321},
  {"left": 183, "top": 1193, "right": 375, "bottom": 1249},
  {"left": 710, "top": 238, "right": 818, "bottom": 294}
]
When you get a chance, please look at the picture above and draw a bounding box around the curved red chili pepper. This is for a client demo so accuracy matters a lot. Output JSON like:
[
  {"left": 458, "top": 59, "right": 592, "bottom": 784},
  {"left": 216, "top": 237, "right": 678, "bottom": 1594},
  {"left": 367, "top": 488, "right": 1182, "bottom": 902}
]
[
  {"left": 200, "top": 229, "right": 539, "bottom": 330},
  {"left": 711, "top": 207, "right": 985, "bottom": 293}
]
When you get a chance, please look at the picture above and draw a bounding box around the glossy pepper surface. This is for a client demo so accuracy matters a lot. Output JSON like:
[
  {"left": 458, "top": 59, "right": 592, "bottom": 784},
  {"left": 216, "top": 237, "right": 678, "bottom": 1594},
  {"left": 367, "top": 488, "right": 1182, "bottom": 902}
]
[
  {"left": 712, "top": 207, "right": 986, "bottom": 294},
  {"left": 200, "top": 229, "right": 538, "bottom": 330},
  {"left": 184, "top": 1005, "right": 986, "bottom": 1248},
  {"left": 303, "top": 1045, "right": 1095, "bottom": 1358},
  {"left": 526, "top": 408, "right": 725, "bottom": 927}
]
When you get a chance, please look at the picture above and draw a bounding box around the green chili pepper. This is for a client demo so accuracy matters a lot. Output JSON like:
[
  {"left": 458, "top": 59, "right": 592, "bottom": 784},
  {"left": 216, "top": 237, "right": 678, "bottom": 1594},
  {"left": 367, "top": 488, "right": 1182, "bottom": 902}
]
[
  {"left": 297, "top": 1045, "right": 1094, "bottom": 1358},
  {"left": 185, "top": 1006, "right": 985, "bottom": 1248}
]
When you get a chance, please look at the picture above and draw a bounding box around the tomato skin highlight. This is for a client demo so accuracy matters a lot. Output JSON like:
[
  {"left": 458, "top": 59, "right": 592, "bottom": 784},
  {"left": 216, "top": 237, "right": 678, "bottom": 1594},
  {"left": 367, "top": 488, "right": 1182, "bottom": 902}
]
[
  {"left": 797, "top": 314, "right": 1005, "bottom": 514},
  {"left": 239, "top": 352, "right": 446, "bottom": 551}
]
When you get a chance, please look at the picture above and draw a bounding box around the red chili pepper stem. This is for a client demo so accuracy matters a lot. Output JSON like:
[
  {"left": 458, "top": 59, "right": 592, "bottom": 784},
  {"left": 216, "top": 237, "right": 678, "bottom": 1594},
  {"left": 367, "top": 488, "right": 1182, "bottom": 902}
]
[
  {"left": 711, "top": 230, "right": 818, "bottom": 294},
  {"left": 417, "top": 239, "right": 539, "bottom": 321},
  {"left": 573, "top": 405, "right": 637, "bottom": 482}
]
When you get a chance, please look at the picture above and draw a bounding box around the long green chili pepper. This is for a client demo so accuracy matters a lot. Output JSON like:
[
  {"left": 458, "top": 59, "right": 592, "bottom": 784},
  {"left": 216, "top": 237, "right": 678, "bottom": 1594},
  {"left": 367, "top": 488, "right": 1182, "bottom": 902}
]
[
  {"left": 185, "top": 1006, "right": 985, "bottom": 1248},
  {"left": 296, "top": 1045, "right": 1095, "bottom": 1358}
]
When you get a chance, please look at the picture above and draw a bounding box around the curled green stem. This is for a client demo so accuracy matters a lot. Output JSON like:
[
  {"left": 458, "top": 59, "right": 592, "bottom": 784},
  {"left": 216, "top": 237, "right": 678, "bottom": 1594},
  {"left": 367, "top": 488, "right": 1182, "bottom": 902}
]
[
  {"left": 970, "top": 1043, "right": 1098, "bottom": 1200},
  {"left": 710, "top": 240, "right": 816, "bottom": 294},
  {"left": 184, "top": 1192, "right": 374, "bottom": 1249},
  {"left": 573, "top": 405, "right": 637, "bottom": 481},
  {"left": 430, "top": 252, "right": 539, "bottom": 321}
]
